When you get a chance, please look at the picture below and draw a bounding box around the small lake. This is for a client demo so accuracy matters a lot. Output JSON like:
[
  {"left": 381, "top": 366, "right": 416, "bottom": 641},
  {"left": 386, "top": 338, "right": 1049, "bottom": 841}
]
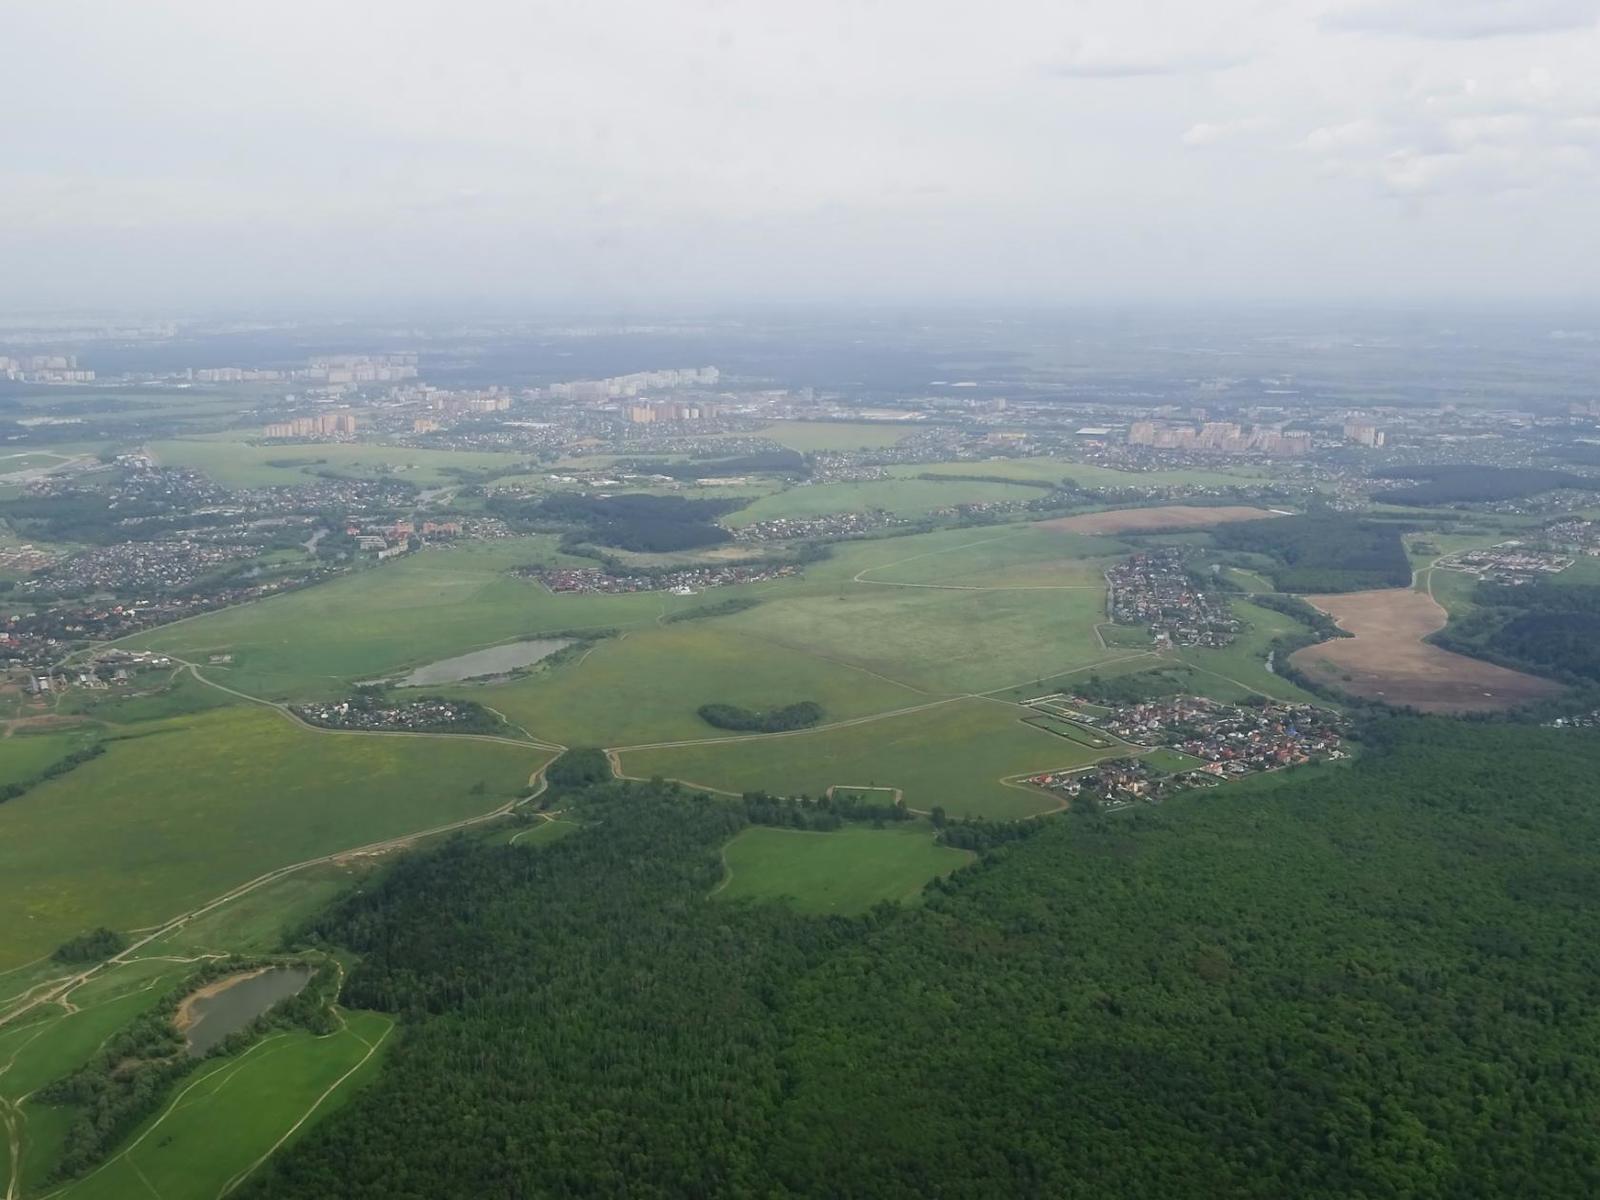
[
  {"left": 397, "top": 638, "right": 573, "bottom": 686},
  {"left": 182, "top": 965, "right": 313, "bottom": 1056}
]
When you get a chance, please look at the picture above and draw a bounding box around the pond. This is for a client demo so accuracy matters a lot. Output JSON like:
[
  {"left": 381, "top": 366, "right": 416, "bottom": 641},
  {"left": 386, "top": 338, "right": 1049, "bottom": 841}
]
[
  {"left": 181, "top": 965, "right": 314, "bottom": 1056},
  {"left": 396, "top": 638, "right": 573, "bottom": 686}
]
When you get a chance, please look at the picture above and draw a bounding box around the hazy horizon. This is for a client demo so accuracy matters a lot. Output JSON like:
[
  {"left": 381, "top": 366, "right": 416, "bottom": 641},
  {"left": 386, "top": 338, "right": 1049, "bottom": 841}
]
[{"left": 6, "top": 0, "right": 1600, "bottom": 309}]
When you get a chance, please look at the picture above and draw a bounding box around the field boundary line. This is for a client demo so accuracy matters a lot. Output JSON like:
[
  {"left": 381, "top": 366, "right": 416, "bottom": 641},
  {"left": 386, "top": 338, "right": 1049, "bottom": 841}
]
[{"left": 217, "top": 1015, "right": 395, "bottom": 1197}]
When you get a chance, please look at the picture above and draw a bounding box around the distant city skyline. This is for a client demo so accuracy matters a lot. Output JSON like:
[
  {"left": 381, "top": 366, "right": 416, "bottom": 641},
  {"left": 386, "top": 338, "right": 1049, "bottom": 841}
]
[{"left": 4, "top": 0, "right": 1599, "bottom": 308}]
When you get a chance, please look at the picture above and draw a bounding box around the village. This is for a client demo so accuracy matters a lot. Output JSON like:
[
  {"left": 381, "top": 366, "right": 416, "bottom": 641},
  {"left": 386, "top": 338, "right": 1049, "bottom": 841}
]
[
  {"left": 519, "top": 561, "right": 802, "bottom": 595},
  {"left": 1023, "top": 693, "right": 1347, "bottom": 808},
  {"left": 1105, "top": 548, "right": 1239, "bottom": 647},
  {"left": 1437, "top": 541, "right": 1573, "bottom": 585},
  {"left": 291, "top": 693, "right": 499, "bottom": 734}
]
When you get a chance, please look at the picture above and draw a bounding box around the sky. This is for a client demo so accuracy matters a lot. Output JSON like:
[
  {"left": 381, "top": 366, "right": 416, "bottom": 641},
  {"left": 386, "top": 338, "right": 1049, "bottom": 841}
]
[{"left": 3, "top": 0, "right": 1599, "bottom": 310}]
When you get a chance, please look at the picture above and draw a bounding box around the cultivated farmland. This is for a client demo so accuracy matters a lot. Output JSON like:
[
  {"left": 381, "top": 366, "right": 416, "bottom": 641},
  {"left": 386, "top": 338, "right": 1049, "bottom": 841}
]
[{"left": 1291, "top": 588, "right": 1563, "bottom": 712}]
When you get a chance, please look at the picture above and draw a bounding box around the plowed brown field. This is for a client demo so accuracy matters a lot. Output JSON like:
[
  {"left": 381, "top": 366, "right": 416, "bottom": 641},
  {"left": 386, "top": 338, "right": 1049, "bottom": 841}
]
[{"left": 1290, "top": 588, "right": 1561, "bottom": 713}]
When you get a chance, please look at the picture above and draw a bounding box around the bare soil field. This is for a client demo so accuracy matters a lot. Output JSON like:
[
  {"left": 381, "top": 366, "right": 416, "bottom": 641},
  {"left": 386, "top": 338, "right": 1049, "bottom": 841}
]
[
  {"left": 1039, "top": 505, "right": 1278, "bottom": 535},
  {"left": 1291, "top": 588, "right": 1562, "bottom": 713}
]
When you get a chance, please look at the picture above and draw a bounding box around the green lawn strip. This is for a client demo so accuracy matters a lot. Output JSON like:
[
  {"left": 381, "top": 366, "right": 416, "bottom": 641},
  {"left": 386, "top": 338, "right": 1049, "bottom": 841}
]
[{"left": 715, "top": 824, "right": 971, "bottom": 915}]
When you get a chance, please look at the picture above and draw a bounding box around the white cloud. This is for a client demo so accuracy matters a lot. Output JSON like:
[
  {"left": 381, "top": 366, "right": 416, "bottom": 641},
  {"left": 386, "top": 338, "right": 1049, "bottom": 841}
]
[
  {"left": 1181, "top": 119, "right": 1268, "bottom": 146},
  {"left": 1042, "top": 36, "right": 1248, "bottom": 78},
  {"left": 1323, "top": 0, "right": 1600, "bottom": 40}
]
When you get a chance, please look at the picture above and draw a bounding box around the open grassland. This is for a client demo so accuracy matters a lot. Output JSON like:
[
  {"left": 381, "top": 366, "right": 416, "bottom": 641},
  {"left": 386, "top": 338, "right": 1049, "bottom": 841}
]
[
  {"left": 457, "top": 623, "right": 924, "bottom": 747},
  {"left": 148, "top": 437, "right": 530, "bottom": 489},
  {"left": 52, "top": 1009, "right": 393, "bottom": 1200},
  {"left": 854, "top": 524, "right": 1125, "bottom": 587},
  {"left": 123, "top": 538, "right": 674, "bottom": 701},
  {"left": 1040, "top": 504, "right": 1280, "bottom": 536},
  {"left": 1292, "top": 588, "right": 1563, "bottom": 713},
  {"left": 725, "top": 476, "right": 1043, "bottom": 527},
  {"left": 123, "top": 522, "right": 1128, "bottom": 711},
  {"left": 0, "top": 729, "right": 96, "bottom": 790},
  {"left": 753, "top": 421, "right": 915, "bottom": 452},
  {"left": 0, "top": 704, "right": 543, "bottom": 968},
  {"left": 1175, "top": 598, "right": 1324, "bottom": 704},
  {"left": 718, "top": 583, "right": 1111, "bottom": 695},
  {"left": 621, "top": 698, "right": 1114, "bottom": 819},
  {"left": 715, "top": 824, "right": 972, "bottom": 914}
]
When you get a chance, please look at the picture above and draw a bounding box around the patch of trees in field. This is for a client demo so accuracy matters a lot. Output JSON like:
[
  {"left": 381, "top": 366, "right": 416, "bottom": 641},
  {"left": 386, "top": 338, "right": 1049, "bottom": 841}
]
[
  {"left": 488, "top": 491, "right": 742, "bottom": 552},
  {"left": 697, "top": 700, "right": 823, "bottom": 732},
  {"left": 51, "top": 926, "right": 127, "bottom": 964},
  {"left": 248, "top": 719, "right": 1600, "bottom": 1198},
  {"left": 0, "top": 741, "right": 105, "bottom": 805},
  {"left": 1370, "top": 464, "right": 1587, "bottom": 506},
  {"left": 741, "top": 789, "right": 909, "bottom": 831},
  {"left": 1211, "top": 514, "right": 1412, "bottom": 592},
  {"left": 543, "top": 747, "right": 613, "bottom": 789}
]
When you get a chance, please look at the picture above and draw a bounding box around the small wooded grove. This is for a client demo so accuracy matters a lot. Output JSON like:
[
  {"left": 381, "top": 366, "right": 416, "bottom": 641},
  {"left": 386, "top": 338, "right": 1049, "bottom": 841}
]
[
  {"left": 697, "top": 700, "right": 823, "bottom": 732},
  {"left": 249, "top": 717, "right": 1600, "bottom": 1198},
  {"left": 1436, "top": 580, "right": 1600, "bottom": 687},
  {"left": 1211, "top": 514, "right": 1413, "bottom": 592}
]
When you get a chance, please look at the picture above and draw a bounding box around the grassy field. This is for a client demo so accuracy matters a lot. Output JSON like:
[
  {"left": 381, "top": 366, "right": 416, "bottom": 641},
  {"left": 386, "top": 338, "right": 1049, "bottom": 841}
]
[
  {"left": 458, "top": 623, "right": 925, "bottom": 748},
  {"left": 854, "top": 524, "right": 1124, "bottom": 587},
  {"left": 52, "top": 1009, "right": 393, "bottom": 1200},
  {"left": 1175, "top": 598, "right": 1323, "bottom": 704},
  {"left": 148, "top": 437, "right": 531, "bottom": 489},
  {"left": 0, "top": 704, "right": 544, "bottom": 968},
  {"left": 622, "top": 697, "right": 1115, "bottom": 819},
  {"left": 122, "top": 538, "right": 679, "bottom": 701},
  {"left": 715, "top": 823, "right": 971, "bottom": 914},
  {"left": 725, "top": 477, "right": 1043, "bottom": 527},
  {"left": 0, "top": 728, "right": 97, "bottom": 790},
  {"left": 717, "top": 583, "right": 1111, "bottom": 695}
]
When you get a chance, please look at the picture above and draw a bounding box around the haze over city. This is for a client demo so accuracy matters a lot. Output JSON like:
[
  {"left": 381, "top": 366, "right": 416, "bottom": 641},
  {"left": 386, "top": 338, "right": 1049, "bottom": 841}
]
[{"left": 6, "top": 0, "right": 1600, "bottom": 309}]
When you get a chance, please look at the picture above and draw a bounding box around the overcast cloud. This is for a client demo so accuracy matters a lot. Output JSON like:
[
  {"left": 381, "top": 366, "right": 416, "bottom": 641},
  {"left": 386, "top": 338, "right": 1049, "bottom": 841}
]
[{"left": 2, "top": 0, "right": 1598, "bottom": 309}]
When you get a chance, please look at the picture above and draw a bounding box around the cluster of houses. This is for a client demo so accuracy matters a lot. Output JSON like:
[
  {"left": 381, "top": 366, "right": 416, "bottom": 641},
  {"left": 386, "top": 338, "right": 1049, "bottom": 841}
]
[
  {"left": 345, "top": 518, "right": 463, "bottom": 560},
  {"left": 1106, "top": 549, "right": 1239, "bottom": 648},
  {"left": 1438, "top": 541, "right": 1572, "bottom": 585},
  {"left": 521, "top": 562, "right": 800, "bottom": 595},
  {"left": 1025, "top": 694, "right": 1346, "bottom": 807},
  {"left": 291, "top": 695, "right": 487, "bottom": 732},
  {"left": 21, "top": 649, "right": 173, "bottom": 694}
]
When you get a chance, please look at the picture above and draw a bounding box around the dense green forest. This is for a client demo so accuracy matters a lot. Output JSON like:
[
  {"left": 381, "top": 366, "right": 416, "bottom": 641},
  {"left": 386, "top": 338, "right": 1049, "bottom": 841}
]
[
  {"left": 1211, "top": 515, "right": 1412, "bottom": 592},
  {"left": 697, "top": 700, "right": 824, "bottom": 732},
  {"left": 1436, "top": 581, "right": 1600, "bottom": 685},
  {"left": 252, "top": 720, "right": 1600, "bottom": 1198},
  {"left": 488, "top": 492, "right": 741, "bottom": 552},
  {"left": 1370, "top": 464, "right": 1586, "bottom": 506}
]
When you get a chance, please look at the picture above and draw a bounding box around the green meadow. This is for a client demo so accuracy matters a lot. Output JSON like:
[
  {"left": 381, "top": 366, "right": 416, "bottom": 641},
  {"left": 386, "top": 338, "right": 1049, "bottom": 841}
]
[
  {"left": 622, "top": 697, "right": 1113, "bottom": 819},
  {"left": 0, "top": 704, "right": 544, "bottom": 968},
  {"left": 725, "top": 476, "right": 1044, "bottom": 526},
  {"left": 715, "top": 823, "right": 972, "bottom": 914},
  {"left": 52, "top": 1009, "right": 394, "bottom": 1200},
  {"left": 458, "top": 623, "right": 925, "bottom": 748},
  {"left": 912, "top": 458, "right": 1266, "bottom": 489},
  {"left": 148, "top": 437, "right": 531, "bottom": 489}
]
